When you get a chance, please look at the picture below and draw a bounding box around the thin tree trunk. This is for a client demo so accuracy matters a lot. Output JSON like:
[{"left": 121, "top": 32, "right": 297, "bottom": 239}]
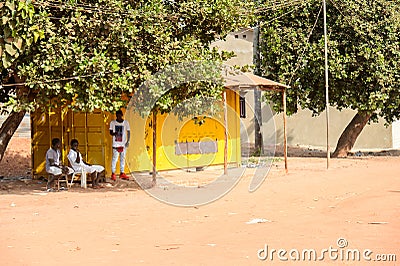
[
  {"left": 0, "top": 110, "right": 26, "bottom": 163},
  {"left": 0, "top": 74, "right": 29, "bottom": 163},
  {"left": 332, "top": 112, "right": 372, "bottom": 158}
]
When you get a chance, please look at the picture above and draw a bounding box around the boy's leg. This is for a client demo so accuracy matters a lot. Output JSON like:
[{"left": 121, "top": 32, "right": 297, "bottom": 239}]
[
  {"left": 97, "top": 170, "right": 105, "bottom": 183},
  {"left": 91, "top": 165, "right": 105, "bottom": 183},
  {"left": 120, "top": 148, "right": 126, "bottom": 174},
  {"left": 47, "top": 166, "right": 62, "bottom": 190},
  {"left": 91, "top": 172, "right": 98, "bottom": 188},
  {"left": 111, "top": 148, "right": 119, "bottom": 179},
  {"left": 47, "top": 174, "right": 56, "bottom": 189}
]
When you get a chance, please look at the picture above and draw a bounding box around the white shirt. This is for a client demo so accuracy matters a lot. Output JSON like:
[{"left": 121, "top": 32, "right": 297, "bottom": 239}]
[
  {"left": 45, "top": 148, "right": 60, "bottom": 172},
  {"left": 109, "top": 120, "right": 130, "bottom": 148},
  {"left": 67, "top": 149, "right": 104, "bottom": 174},
  {"left": 67, "top": 149, "right": 83, "bottom": 170}
]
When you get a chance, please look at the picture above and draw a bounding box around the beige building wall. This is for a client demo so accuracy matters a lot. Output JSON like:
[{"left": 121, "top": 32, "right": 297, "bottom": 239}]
[
  {"left": 211, "top": 29, "right": 254, "bottom": 66},
  {"left": 271, "top": 107, "right": 393, "bottom": 150},
  {"left": 211, "top": 29, "right": 260, "bottom": 149},
  {"left": 214, "top": 28, "right": 396, "bottom": 151}
]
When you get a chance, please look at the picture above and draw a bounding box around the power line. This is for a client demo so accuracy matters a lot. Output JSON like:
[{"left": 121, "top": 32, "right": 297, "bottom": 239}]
[
  {"left": 34, "top": 0, "right": 307, "bottom": 18},
  {"left": 34, "top": 0, "right": 259, "bottom": 20},
  {"left": 1, "top": 66, "right": 133, "bottom": 88},
  {"left": 329, "top": 0, "right": 367, "bottom": 27},
  {"left": 260, "top": 0, "right": 309, "bottom": 25},
  {"left": 331, "top": 0, "right": 400, "bottom": 29},
  {"left": 258, "top": 0, "right": 305, "bottom": 9},
  {"left": 329, "top": 0, "right": 398, "bottom": 42},
  {"left": 288, "top": 2, "right": 323, "bottom": 85},
  {"left": 256, "top": 0, "right": 307, "bottom": 13},
  {"left": 2, "top": 0, "right": 332, "bottom": 89},
  {"left": 34, "top": 0, "right": 140, "bottom": 17}
]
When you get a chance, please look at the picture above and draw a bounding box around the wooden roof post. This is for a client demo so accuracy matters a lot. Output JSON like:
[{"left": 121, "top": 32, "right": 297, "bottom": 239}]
[
  {"left": 283, "top": 88, "right": 288, "bottom": 173},
  {"left": 152, "top": 111, "right": 157, "bottom": 184},
  {"left": 223, "top": 90, "right": 228, "bottom": 175}
]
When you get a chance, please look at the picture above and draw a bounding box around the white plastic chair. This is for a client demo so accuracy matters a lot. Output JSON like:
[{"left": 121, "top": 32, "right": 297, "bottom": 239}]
[{"left": 69, "top": 169, "right": 87, "bottom": 189}]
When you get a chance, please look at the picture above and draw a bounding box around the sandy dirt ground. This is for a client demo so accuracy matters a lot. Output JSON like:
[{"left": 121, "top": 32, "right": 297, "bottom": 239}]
[{"left": 0, "top": 137, "right": 399, "bottom": 265}]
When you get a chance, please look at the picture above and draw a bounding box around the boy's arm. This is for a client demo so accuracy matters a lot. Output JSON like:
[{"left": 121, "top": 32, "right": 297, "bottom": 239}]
[
  {"left": 109, "top": 121, "right": 115, "bottom": 136},
  {"left": 125, "top": 121, "right": 131, "bottom": 147},
  {"left": 48, "top": 157, "right": 62, "bottom": 169},
  {"left": 125, "top": 130, "right": 130, "bottom": 147},
  {"left": 75, "top": 150, "right": 81, "bottom": 164},
  {"left": 48, "top": 158, "right": 57, "bottom": 167}
]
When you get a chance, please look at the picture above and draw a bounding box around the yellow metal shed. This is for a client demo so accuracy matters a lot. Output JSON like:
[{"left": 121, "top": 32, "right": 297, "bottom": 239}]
[{"left": 31, "top": 89, "right": 241, "bottom": 178}]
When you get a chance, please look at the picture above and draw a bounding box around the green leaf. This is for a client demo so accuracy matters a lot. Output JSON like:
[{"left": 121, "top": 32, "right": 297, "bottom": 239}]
[
  {"left": 5, "top": 1, "right": 15, "bottom": 12},
  {"left": 13, "top": 37, "right": 23, "bottom": 51},
  {"left": 2, "top": 16, "right": 9, "bottom": 24},
  {"left": 5, "top": 43, "right": 17, "bottom": 56},
  {"left": 17, "top": 1, "right": 25, "bottom": 11},
  {"left": 33, "top": 31, "right": 39, "bottom": 43},
  {"left": 25, "top": 37, "right": 32, "bottom": 47},
  {"left": 2, "top": 55, "right": 12, "bottom": 68}
]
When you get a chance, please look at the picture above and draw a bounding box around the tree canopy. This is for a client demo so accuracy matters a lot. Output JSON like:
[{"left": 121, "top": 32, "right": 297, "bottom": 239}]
[
  {"left": 258, "top": 0, "right": 400, "bottom": 156},
  {"left": 1, "top": 0, "right": 254, "bottom": 113},
  {"left": 0, "top": 0, "right": 254, "bottom": 161}
]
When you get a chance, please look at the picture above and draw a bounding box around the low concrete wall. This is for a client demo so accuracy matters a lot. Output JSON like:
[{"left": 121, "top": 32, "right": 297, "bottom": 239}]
[
  {"left": 241, "top": 100, "right": 393, "bottom": 151},
  {"left": 0, "top": 113, "right": 31, "bottom": 138},
  {"left": 273, "top": 107, "right": 393, "bottom": 150}
]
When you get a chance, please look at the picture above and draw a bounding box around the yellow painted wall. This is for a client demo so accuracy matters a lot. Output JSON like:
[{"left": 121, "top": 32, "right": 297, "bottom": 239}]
[
  {"left": 31, "top": 89, "right": 241, "bottom": 177},
  {"left": 32, "top": 108, "right": 110, "bottom": 178}
]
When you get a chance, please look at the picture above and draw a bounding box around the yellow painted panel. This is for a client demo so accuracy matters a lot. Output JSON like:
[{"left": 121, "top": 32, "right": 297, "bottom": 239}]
[
  {"left": 87, "top": 132, "right": 103, "bottom": 146},
  {"left": 123, "top": 111, "right": 152, "bottom": 172},
  {"left": 34, "top": 113, "right": 49, "bottom": 126},
  {"left": 139, "top": 89, "right": 241, "bottom": 171},
  {"left": 32, "top": 108, "right": 108, "bottom": 178},
  {"left": 87, "top": 111, "right": 105, "bottom": 126},
  {"left": 32, "top": 144, "right": 48, "bottom": 177},
  {"left": 72, "top": 113, "right": 87, "bottom": 126},
  {"left": 86, "top": 146, "right": 104, "bottom": 166}
]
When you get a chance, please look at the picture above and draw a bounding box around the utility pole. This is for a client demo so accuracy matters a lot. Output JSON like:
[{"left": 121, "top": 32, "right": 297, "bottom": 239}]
[
  {"left": 323, "top": 0, "right": 330, "bottom": 168},
  {"left": 253, "top": 22, "right": 264, "bottom": 155}
]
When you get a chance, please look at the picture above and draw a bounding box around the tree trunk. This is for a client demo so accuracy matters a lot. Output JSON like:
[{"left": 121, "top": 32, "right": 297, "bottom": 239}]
[
  {"left": 0, "top": 74, "right": 30, "bottom": 163},
  {"left": 332, "top": 112, "right": 372, "bottom": 158},
  {"left": 0, "top": 110, "right": 26, "bottom": 163}
]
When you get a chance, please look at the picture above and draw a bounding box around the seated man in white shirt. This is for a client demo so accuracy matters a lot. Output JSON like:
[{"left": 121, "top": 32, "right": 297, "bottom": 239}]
[
  {"left": 67, "top": 139, "right": 105, "bottom": 189},
  {"left": 46, "top": 138, "right": 74, "bottom": 191}
]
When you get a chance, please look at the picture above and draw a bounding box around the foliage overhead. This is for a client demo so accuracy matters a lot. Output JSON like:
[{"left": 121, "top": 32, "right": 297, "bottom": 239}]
[
  {"left": 259, "top": 0, "right": 400, "bottom": 124},
  {"left": 0, "top": 0, "right": 254, "bottom": 114}
]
